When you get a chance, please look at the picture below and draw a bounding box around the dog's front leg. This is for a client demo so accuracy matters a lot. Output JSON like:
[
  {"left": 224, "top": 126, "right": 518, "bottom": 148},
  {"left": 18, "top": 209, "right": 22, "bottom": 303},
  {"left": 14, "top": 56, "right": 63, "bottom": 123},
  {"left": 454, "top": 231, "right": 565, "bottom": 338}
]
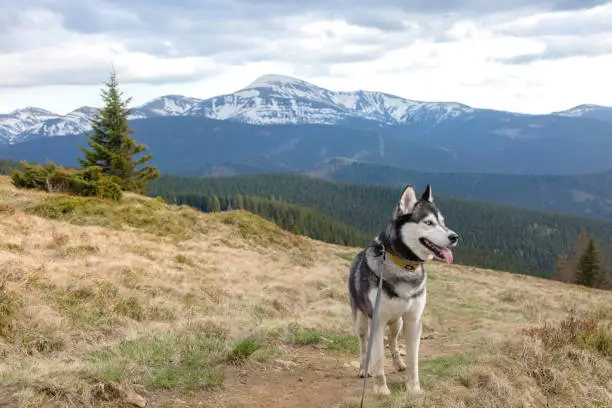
[
  {"left": 371, "top": 320, "right": 390, "bottom": 395},
  {"left": 354, "top": 310, "right": 370, "bottom": 378},
  {"left": 388, "top": 317, "right": 406, "bottom": 372},
  {"left": 402, "top": 313, "right": 422, "bottom": 393}
]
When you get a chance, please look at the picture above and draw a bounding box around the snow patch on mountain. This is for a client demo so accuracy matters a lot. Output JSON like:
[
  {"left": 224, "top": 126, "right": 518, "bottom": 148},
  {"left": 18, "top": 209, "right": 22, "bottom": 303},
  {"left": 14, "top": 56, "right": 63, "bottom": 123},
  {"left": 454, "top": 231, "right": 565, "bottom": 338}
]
[
  {"left": 552, "top": 104, "right": 612, "bottom": 123},
  {"left": 138, "top": 95, "right": 203, "bottom": 117},
  {"left": 246, "top": 74, "right": 305, "bottom": 89},
  {"left": 553, "top": 104, "right": 605, "bottom": 117}
]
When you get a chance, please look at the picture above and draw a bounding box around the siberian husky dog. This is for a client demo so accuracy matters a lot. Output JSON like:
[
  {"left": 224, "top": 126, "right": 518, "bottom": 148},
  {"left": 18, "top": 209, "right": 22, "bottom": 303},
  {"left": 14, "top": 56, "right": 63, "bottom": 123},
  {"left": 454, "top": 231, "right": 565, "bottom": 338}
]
[{"left": 348, "top": 184, "right": 458, "bottom": 395}]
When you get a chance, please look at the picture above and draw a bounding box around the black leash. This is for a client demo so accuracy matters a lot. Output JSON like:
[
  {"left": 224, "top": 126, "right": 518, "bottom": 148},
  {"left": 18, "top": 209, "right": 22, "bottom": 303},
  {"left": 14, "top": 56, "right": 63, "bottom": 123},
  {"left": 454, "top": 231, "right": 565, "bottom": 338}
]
[{"left": 359, "top": 249, "right": 385, "bottom": 408}]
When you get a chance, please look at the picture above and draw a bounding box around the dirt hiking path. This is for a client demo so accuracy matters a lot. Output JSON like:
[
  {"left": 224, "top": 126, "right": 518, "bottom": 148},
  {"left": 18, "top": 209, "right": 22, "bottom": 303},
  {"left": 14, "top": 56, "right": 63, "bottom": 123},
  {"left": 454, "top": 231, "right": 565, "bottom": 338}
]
[
  {"left": 148, "top": 339, "right": 445, "bottom": 408},
  {"left": 205, "top": 348, "right": 359, "bottom": 408},
  {"left": 142, "top": 347, "right": 361, "bottom": 408}
]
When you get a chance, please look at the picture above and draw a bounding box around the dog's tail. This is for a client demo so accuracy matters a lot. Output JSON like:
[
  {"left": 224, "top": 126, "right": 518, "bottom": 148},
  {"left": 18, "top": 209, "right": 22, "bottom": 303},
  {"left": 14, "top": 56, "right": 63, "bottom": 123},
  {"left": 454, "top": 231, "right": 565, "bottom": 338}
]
[{"left": 348, "top": 250, "right": 364, "bottom": 322}]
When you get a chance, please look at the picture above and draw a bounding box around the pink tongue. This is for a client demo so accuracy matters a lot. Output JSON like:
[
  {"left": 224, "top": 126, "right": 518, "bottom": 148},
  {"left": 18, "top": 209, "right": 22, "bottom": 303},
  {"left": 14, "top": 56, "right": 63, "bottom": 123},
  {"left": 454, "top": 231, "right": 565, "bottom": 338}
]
[{"left": 439, "top": 247, "right": 454, "bottom": 264}]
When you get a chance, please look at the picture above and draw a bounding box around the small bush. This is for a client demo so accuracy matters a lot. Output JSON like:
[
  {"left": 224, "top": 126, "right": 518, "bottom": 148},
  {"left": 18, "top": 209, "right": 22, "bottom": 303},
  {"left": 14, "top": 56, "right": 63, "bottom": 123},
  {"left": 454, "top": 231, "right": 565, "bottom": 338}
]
[
  {"left": 228, "top": 337, "right": 261, "bottom": 362},
  {"left": 523, "top": 310, "right": 611, "bottom": 357},
  {"left": 11, "top": 161, "right": 122, "bottom": 201},
  {"left": 293, "top": 330, "right": 322, "bottom": 346}
]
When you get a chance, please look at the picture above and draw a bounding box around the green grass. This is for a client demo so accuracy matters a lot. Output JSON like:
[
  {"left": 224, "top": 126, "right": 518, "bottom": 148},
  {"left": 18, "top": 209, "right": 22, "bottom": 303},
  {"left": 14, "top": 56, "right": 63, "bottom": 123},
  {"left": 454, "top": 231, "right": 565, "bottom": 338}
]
[
  {"left": 336, "top": 251, "right": 358, "bottom": 262},
  {"left": 113, "top": 296, "right": 145, "bottom": 321},
  {"left": 227, "top": 337, "right": 262, "bottom": 362},
  {"left": 290, "top": 328, "right": 359, "bottom": 353},
  {"left": 48, "top": 281, "right": 149, "bottom": 325},
  {"left": 421, "top": 352, "right": 476, "bottom": 382},
  {"left": 216, "top": 211, "right": 315, "bottom": 265},
  {"left": 25, "top": 194, "right": 208, "bottom": 238},
  {"left": 85, "top": 331, "right": 230, "bottom": 391},
  {"left": 218, "top": 211, "right": 305, "bottom": 250}
]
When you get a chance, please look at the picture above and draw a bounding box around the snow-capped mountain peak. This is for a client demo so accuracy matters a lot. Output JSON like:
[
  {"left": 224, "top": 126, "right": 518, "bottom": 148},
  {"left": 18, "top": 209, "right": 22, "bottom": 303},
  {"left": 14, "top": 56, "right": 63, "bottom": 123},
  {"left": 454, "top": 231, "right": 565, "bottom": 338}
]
[
  {"left": 553, "top": 104, "right": 606, "bottom": 116},
  {"left": 3, "top": 73, "right": 611, "bottom": 144},
  {"left": 552, "top": 104, "right": 612, "bottom": 123},
  {"left": 67, "top": 106, "right": 98, "bottom": 119},
  {"left": 0, "top": 107, "right": 62, "bottom": 144},
  {"left": 135, "top": 95, "right": 203, "bottom": 118},
  {"left": 12, "top": 106, "right": 57, "bottom": 117},
  {"left": 192, "top": 73, "right": 476, "bottom": 125},
  {"left": 245, "top": 74, "right": 310, "bottom": 89}
]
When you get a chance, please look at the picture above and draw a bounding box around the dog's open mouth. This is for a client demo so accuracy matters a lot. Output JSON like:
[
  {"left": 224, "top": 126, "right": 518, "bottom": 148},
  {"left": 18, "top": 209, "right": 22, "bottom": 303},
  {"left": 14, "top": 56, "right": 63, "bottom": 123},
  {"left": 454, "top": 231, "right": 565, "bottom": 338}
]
[{"left": 420, "top": 238, "right": 454, "bottom": 264}]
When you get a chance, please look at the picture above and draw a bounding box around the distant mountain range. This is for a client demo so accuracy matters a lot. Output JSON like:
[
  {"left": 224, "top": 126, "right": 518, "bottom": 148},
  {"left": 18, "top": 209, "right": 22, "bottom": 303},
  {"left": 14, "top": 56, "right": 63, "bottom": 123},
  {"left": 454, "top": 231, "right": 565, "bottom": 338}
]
[
  {"left": 2, "top": 74, "right": 612, "bottom": 143},
  {"left": 1, "top": 73, "right": 612, "bottom": 176}
]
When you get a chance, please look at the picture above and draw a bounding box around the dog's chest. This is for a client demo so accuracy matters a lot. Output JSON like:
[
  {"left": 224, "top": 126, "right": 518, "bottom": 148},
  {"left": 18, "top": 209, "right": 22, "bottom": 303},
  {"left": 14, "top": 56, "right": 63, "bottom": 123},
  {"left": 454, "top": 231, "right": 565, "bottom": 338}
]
[{"left": 371, "top": 283, "right": 426, "bottom": 321}]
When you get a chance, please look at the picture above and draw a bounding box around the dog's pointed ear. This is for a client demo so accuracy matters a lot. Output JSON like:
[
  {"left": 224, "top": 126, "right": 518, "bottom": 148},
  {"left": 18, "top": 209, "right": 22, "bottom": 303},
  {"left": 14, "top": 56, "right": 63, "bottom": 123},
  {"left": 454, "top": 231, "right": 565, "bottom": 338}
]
[
  {"left": 396, "top": 185, "right": 417, "bottom": 215},
  {"left": 421, "top": 184, "right": 433, "bottom": 203}
]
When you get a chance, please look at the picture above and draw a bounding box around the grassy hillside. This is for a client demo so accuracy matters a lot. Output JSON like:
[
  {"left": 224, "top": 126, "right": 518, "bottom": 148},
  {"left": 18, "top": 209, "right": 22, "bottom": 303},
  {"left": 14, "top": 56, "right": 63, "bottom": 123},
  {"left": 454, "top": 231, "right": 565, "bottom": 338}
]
[
  {"left": 149, "top": 173, "right": 612, "bottom": 278},
  {"left": 170, "top": 193, "right": 370, "bottom": 247},
  {"left": 314, "top": 158, "right": 612, "bottom": 221},
  {"left": 0, "top": 175, "right": 610, "bottom": 408}
]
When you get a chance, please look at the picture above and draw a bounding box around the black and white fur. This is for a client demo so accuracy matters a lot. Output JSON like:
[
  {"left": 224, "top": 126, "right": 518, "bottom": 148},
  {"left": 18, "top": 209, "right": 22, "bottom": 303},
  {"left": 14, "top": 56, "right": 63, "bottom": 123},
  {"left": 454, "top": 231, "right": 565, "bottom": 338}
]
[{"left": 347, "top": 184, "right": 459, "bottom": 395}]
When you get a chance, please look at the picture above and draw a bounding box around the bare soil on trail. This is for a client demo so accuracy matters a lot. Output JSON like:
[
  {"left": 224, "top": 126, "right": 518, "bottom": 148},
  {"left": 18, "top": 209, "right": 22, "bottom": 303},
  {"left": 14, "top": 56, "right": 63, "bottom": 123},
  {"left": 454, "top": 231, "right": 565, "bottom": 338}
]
[
  {"left": 147, "top": 348, "right": 364, "bottom": 408},
  {"left": 203, "top": 348, "right": 359, "bottom": 408},
  {"left": 149, "top": 339, "right": 446, "bottom": 408}
]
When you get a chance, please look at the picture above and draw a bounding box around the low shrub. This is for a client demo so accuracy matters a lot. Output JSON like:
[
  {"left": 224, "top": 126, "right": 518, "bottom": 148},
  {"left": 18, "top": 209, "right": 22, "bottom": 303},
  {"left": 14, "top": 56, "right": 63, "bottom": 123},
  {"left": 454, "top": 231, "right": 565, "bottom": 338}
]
[{"left": 11, "top": 161, "right": 122, "bottom": 201}]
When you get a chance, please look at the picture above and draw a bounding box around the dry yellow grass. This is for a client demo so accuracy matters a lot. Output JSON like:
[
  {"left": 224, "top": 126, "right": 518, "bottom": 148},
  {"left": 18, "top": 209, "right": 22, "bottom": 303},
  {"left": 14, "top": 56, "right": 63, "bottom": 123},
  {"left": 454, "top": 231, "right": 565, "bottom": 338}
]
[{"left": 0, "top": 175, "right": 610, "bottom": 408}]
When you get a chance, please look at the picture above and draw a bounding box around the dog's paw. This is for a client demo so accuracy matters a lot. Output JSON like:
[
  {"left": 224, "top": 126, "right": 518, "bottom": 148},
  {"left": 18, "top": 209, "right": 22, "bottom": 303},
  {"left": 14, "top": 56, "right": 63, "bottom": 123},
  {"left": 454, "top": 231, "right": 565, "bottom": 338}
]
[
  {"left": 393, "top": 358, "right": 407, "bottom": 372},
  {"left": 358, "top": 369, "right": 372, "bottom": 378},
  {"left": 373, "top": 384, "right": 391, "bottom": 395},
  {"left": 405, "top": 382, "right": 422, "bottom": 393}
]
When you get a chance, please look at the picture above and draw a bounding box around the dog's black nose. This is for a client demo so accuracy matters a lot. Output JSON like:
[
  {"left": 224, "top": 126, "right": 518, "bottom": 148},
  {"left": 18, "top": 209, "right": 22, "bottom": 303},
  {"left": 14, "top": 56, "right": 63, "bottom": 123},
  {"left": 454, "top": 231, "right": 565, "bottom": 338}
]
[{"left": 448, "top": 233, "right": 459, "bottom": 243}]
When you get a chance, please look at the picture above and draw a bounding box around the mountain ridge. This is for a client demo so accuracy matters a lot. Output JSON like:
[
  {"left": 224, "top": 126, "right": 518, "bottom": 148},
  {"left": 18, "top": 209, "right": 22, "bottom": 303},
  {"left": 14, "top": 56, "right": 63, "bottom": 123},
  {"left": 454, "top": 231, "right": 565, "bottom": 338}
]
[{"left": 2, "top": 73, "right": 611, "bottom": 144}]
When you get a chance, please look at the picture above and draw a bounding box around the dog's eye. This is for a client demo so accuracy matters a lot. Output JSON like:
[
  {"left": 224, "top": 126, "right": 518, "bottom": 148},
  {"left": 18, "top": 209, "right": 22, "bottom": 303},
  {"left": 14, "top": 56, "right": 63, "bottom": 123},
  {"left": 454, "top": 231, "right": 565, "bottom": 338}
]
[{"left": 424, "top": 220, "right": 434, "bottom": 226}]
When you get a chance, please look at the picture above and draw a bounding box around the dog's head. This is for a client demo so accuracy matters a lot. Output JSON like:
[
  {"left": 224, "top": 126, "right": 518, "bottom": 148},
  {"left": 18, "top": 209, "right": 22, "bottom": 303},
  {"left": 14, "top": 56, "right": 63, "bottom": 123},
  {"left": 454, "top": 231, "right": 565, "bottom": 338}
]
[{"left": 390, "top": 184, "right": 458, "bottom": 264}]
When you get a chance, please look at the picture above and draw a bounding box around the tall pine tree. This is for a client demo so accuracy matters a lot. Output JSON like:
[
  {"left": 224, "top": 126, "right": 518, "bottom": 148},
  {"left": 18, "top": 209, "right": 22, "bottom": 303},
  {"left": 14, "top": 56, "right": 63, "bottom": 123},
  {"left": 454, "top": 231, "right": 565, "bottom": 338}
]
[
  {"left": 79, "top": 69, "right": 159, "bottom": 193},
  {"left": 575, "top": 237, "right": 603, "bottom": 288}
]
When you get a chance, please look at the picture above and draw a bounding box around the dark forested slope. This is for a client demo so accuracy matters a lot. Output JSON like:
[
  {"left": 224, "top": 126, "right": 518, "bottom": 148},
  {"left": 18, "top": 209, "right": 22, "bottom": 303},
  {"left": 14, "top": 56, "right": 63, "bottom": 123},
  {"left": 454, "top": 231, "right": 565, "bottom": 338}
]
[
  {"left": 149, "top": 173, "right": 612, "bottom": 277},
  {"left": 313, "top": 159, "right": 612, "bottom": 221}
]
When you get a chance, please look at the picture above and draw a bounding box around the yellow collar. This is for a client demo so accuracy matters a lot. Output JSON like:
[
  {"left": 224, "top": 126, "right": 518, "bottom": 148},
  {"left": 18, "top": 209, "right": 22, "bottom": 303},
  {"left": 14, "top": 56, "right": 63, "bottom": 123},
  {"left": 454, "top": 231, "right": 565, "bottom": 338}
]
[{"left": 386, "top": 251, "right": 422, "bottom": 271}]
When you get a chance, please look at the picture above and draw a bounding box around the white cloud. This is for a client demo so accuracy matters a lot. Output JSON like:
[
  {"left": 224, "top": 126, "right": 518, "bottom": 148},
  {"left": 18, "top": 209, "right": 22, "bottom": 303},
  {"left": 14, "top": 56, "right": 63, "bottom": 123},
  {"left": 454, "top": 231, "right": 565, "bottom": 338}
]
[{"left": 1, "top": 0, "right": 611, "bottom": 115}]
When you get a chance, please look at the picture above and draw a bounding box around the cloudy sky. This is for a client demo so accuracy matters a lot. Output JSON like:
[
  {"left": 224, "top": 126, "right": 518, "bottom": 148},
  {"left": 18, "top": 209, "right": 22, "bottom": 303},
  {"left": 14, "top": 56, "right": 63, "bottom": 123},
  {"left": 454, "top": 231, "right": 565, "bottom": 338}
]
[{"left": 1, "top": 0, "right": 611, "bottom": 115}]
